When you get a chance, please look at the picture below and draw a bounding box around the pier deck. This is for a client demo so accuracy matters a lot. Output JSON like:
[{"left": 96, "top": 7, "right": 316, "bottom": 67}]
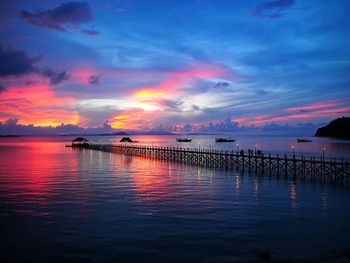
[{"left": 78, "top": 143, "right": 350, "bottom": 180}]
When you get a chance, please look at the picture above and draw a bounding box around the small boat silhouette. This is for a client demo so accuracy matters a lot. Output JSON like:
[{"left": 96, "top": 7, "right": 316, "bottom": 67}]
[
  {"left": 297, "top": 138, "right": 312, "bottom": 142},
  {"left": 215, "top": 138, "right": 235, "bottom": 142},
  {"left": 176, "top": 138, "right": 192, "bottom": 142}
]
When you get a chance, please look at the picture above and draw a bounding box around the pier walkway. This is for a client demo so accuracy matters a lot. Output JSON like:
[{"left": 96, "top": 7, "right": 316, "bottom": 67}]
[{"left": 80, "top": 143, "right": 350, "bottom": 180}]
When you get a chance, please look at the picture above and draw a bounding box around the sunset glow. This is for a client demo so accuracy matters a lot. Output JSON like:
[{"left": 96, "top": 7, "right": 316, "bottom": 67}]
[{"left": 0, "top": 0, "right": 349, "bottom": 134}]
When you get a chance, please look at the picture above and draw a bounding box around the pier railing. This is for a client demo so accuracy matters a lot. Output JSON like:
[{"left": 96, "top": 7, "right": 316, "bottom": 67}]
[{"left": 81, "top": 143, "right": 350, "bottom": 180}]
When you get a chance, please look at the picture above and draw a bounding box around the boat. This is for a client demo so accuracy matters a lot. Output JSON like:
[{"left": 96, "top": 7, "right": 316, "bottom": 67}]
[
  {"left": 297, "top": 138, "right": 312, "bottom": 143},
  {"left": 176, "top": 138, "right": 192, "bottom": 142},
  {"left": 215, "top": 138, "right": 235, "bottom": 142},
  {"left": 120, "top": 137, "right": 134, "bottom": 143}
]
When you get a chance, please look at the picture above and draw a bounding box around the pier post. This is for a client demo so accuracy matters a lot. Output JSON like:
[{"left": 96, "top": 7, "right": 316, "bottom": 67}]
[
  {"left": 248, "top": 150, "right": 251, "bottom": 173},
  {"left": 255, "top": 151, "right": 258, "bottom": 174},
  {"left": 284, "top": 154, "right": 288, "bottom": 176},
  {"left": 301, "top": 155, "right": 304, "bottom": 178},
  {"left": 292, "top": 154, "right": 296, "bottom": 177},
  {"left": 242, "top": 152, "right": 245, "bottom": 173},
  {"left": 261, "top": 153, "right": 265, "bottom": 175},
  {"left": 322, "top": 155, "right": 325, "bottom": 180}
]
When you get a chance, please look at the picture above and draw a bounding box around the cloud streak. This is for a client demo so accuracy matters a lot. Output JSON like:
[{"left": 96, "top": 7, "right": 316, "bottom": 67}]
[
  {"left": 41, "top": 68, "right": 70, "bottom": 85},
  {"left": 88, "top": 74, "right": 103, "bottom": 85},
  {"left": 286, "top": 101, "right": 342, "bottom": 112},
  {"left": 251, "top": 0, "right": 294, "bottom": 19},
  {"left": 20, "top": 2, "right": 98, "bottom": 35}
]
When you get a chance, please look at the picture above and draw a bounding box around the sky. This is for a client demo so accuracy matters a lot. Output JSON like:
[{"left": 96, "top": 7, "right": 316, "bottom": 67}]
[{"left": 0, "top": 0, "right": 350, "bottom": 134}]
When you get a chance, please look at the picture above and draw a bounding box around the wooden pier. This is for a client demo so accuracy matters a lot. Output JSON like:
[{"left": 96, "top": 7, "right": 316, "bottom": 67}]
[{"left": 80, "top": 143, "right": 350, "bottom": 180}]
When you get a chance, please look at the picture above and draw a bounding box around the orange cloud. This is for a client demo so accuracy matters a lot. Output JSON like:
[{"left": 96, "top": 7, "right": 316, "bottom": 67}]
[
  {"left": 111, "top": 110, "right": 161, "bottom": 130},
  {"left": 0, "top": 84, "right": 79, "bottom": 126}
]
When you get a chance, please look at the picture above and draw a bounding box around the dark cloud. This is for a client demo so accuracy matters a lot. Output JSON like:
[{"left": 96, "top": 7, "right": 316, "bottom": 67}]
[
  {"left": 0, "top": 44, "right": 70, "bottom": 85},
  {"left": 0, "top": 45, "right": 39, "bottom": 77},
  {"left": 81, "top": 29, "right": 100, "bottom": 36},
  {"left": 192, "top": 105, "right": 200, "bottom": 111},
  {"left": 41, "top": 68, "right": 70, "bottom": 85},
  {"left": 250, "top": 51, "right": 268, "bottom": 57},
  {"left": 251, "top": 0, "right": 294, "bottom": 19},
  {"left": 190, "top": 79, "right": 233, "bottom": 95},
  {"left": 213, "top": 81, "right": 230, "bottom": 89},
  {"left": 20, "top": 2, "right": 98, "bottom": 34},
  {"left": 156, "top": 98, "right": 183, "bottom": 110},
  {"left": 88, "top": 74, "right": 103, "bottom": 85},
  {"left": 142, "top": 98, "right": 184, "bottom": 111}
]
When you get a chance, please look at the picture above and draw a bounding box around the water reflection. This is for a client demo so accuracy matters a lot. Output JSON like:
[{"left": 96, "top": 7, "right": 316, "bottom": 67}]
[
  {"left": 235, "top": 175, "right": 240, "bottom": 195},
  {"left": 0, "top": 142, "right": 81, "bottom": 216},
  {"left": 129, "top": 157, "right": 172, "bottom": 204},
  {"left": 1, "top": 138, "right": 350, "bottom": 263},
  {"left": 290, "top": 181, "right": 298, "bottom": 208},
  {"left": 254, "top": 178, "right": 260, "bottom": 201},
  {"left": 322, "top": 190, "right": 328, "bottom": 210}
]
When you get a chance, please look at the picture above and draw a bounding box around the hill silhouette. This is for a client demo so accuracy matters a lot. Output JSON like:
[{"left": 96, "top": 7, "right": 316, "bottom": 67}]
[{"left": 315, "top": 117, "right": 350, "bottom": 139}]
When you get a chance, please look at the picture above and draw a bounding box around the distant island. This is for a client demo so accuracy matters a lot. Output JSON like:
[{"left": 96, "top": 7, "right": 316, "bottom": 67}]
[{"left": 315, "top": 117, "right": 350, "bottom": 139}]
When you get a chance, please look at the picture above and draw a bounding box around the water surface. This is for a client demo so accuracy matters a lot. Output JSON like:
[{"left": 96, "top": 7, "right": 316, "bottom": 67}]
[{"left": 0, "top": 137, "right": 350, "bottom": 262}]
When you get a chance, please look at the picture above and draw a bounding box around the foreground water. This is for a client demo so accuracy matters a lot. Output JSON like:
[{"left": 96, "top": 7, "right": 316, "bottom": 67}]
[{"left": 1, "top": 136, "right": 350, "bottom": 262}]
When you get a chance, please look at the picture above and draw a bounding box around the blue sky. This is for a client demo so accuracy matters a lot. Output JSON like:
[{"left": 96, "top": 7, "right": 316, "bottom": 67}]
[{"left": 0, "top": 0, "right": 349, "bottom": 133}]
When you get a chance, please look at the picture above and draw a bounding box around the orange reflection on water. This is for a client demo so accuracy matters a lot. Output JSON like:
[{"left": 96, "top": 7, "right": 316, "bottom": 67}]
[
  {"left": 0, "top": 140, "right": 96, "bottom": 217},
  {"left": 290, "top": 181, "right": 298, "bottom": 208},
  {"left": 235, "top": 175, "right": 240, "bottom": 195},
  {"left": 128, "top": 156, "right": 172, "bottom": 204}
]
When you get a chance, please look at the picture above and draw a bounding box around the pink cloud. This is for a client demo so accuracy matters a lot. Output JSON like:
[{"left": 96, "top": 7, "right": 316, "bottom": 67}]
[
  {"left": 251, "top": 113, "right": 314, "bottom": 124},
  {"left": 0, "top": 84, "right": 78, "bottom": 126},
  {"left": 286, "top": 100, "right": 341, "bottom": 111}
]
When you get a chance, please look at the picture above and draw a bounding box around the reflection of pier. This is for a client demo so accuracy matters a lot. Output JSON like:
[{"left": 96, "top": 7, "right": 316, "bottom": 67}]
[{"left": 81, "top": 144, "right": 350, "bottom": 180}]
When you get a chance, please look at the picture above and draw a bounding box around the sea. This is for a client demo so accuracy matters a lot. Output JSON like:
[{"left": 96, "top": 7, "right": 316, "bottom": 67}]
[{"left": 0, "top": 135, "right": 350, "bottom": 262}]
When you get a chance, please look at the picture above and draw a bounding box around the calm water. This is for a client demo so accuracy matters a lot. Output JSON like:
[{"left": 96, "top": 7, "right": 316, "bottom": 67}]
[{"left": 1, "top": 136, "right": 350, "bottom": 262}]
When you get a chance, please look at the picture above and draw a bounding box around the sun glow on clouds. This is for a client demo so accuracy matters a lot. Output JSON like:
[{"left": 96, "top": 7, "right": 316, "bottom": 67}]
[
  {"left": 0, "top": 83, "right": 79, "bottom": 126},
  {"left": 111, "top": 110, "right": 160, "bottom": 130},
  {"left": 71, "top": 62, "right": 237, "bottom": 128},
  {"left": 2, "top": 0, "right": 350, "bottom": 134},
  {"left": 234, "top": 100, "right": 350, "bottom": 126},
  {"left": 135, "top": 89, "right": 167, "bottom": 98}
]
